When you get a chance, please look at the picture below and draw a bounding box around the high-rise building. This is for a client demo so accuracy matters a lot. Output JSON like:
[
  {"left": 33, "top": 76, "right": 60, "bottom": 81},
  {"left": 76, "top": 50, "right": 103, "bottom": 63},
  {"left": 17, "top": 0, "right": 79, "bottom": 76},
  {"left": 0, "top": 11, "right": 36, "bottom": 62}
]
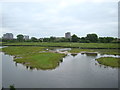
[
  {"left": 24, "top": 35, "right": 29, "bottom": 40},
  {"left": 3, "top": 33, "right": 13, "bottom": 39},
  {"left": 65, "top": 32, "right": 71, "bottom": 38}
]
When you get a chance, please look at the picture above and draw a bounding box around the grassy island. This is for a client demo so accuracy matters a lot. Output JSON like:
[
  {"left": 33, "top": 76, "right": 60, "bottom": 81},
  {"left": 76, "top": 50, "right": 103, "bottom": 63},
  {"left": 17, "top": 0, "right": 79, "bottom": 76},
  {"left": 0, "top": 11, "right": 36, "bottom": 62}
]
[
  {"left": 2, "top": 46, "right": 66, "bottom": 70},
  {"left": 96, "top": 57, "right": 120, "bottom": 67}
]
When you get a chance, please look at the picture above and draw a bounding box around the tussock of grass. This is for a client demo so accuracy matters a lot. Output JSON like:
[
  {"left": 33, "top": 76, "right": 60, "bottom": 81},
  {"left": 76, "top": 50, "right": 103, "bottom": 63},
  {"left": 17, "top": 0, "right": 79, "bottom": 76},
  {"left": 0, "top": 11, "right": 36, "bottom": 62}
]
[{"left": 96, "top": 57, "right": 120, "bottom": 67}]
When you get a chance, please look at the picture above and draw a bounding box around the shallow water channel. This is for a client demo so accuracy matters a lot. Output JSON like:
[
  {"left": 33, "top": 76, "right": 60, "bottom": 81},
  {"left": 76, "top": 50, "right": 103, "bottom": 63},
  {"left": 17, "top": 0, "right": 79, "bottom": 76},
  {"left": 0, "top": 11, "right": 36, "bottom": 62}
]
[{"left": 1, "top": 47, "right": 119, "bottom": 88}]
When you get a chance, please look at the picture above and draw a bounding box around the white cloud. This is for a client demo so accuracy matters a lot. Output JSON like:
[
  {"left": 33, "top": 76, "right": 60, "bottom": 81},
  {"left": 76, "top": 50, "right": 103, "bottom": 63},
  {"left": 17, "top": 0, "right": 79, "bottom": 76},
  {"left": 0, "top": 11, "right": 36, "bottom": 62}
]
[
  {"left": 0, "top": 27, "right": 13, "bottom": 37},
  {"left": 1, "top": 0, "right": 118, "bottom": 38},
  {"left": 0, "top": 0, "right": 119, "bottom": 3}
]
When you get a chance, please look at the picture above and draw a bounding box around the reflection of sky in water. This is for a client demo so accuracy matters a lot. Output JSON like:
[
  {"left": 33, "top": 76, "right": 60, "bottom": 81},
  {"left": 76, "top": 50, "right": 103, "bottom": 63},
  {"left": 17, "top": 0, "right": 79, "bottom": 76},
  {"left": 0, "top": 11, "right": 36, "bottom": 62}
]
[{"left": 97, "top": 54, "right": 120, "bottom": 58}]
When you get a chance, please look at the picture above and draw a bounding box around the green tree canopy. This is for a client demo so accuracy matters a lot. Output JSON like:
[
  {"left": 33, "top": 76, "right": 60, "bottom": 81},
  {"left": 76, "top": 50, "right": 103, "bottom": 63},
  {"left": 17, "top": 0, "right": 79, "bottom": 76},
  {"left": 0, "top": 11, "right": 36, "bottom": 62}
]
[
  {"left": 71, "top": 34, "right": 79, "bottom": 42},
  {"left": 86, "top": 34, "right": 98, "bottom": 43},
  {"left": 50, "top": 36, "right": 56, "bottom": 42},
  {"left": 99, "top": 37, "right": 114, "bottom": 43},
  {"left": 17, "top": 34, "right": 24, "bottom": 42},
  {"left": 43, "top": 38, "right": 50, "bottom": 42},
  {"left": 31, "top": 37, "right": 38, "bottom": 42}
]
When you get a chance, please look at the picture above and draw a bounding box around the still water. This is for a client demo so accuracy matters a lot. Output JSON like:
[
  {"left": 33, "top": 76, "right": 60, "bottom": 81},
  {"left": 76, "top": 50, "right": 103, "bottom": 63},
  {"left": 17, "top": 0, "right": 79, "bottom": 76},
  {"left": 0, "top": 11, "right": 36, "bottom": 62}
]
[{"left": 2, "top": 49, "right": 119, "bottom": 88}]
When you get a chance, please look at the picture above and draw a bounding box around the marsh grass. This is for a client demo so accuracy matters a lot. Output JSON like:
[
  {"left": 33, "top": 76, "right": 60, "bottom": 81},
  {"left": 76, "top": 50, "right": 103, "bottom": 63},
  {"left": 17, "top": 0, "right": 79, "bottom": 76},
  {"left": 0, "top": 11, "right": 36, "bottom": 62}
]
[
  {"left": 70, "top": 48, "right": 119, "bottom": 55},
  {"left": 96, "top": 57, "right": 120, "bottom": 67},
  {"left": 3, "top": 42, "right": 119, "bottom": 48},
  {"left": 2, "top": 46, "right": 120, "bottom": 69},
  {"left": 2, "top": 46, "right": 65, "bottom": 70}
]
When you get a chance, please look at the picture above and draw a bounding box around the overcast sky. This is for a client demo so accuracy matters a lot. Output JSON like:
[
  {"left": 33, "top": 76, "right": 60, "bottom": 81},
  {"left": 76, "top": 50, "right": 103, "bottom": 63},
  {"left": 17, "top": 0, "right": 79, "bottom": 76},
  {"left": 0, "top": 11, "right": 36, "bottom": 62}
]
[{"left": 0, "top": 0, "right": 119, "bottom": 38}]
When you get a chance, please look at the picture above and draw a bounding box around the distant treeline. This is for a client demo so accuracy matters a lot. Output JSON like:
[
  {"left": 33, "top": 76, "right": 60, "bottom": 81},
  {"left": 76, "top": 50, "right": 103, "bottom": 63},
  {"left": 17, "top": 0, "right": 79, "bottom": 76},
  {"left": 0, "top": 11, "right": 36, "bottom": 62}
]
[{"left": 1, "top": 33, "right": 120, "bottom": 43}]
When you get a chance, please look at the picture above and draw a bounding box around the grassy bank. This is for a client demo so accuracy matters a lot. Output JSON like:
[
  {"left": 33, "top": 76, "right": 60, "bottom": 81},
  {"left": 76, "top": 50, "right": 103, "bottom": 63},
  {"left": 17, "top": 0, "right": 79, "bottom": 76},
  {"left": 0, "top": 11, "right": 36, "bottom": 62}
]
[
  {"left": 3, "top": 42, "right": 119, "bottom": 49},
  {"left": 96, "top": 57, "right": 120, "bottom": 67},
  {"left": 2, "top": 46, "right": 65, "bottom": 70},
  {"left": 0, "top": 42, "right": 2, "bottom": 45},
  {"left": 70, "top": 48, "right": 119, "bottom": 55}
]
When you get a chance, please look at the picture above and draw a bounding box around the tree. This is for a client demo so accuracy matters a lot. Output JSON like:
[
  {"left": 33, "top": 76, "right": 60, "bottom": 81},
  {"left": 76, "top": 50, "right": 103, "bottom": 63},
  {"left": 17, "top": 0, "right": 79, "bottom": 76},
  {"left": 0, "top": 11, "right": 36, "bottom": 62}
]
[
  {"left": 43, "top": 38, "right": 50, "bottom": 42},
  {"left": 71, "top": 34, "right": 79, "bottom": 42},
  {"left": 50, "top": 36, "right": 56, "bottom": 42},
  {"left": 86, "top": 34, "right": 98, "bottom": 43},
  {"left": 79, "top": 37, "right": 90, "bottom": 43},
  {"left": 17, "top": 34, "right": 24, "bottom": 42},
  {"left": 99, "top": 37, "right": 114, "bottom": 43},
  {"left": 31, "top": 37, "right": 38, "bottom": 42},
  {"left": 105, "top": 37, "right": 114, "bottom": 43}
]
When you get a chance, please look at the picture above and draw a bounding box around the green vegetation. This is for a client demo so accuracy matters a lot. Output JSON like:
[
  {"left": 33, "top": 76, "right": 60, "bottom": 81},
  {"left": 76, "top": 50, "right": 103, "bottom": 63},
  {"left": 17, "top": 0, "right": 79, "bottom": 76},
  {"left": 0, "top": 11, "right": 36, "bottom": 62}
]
[
  {"left": 2, "top": 42, "right": 119, "bottom": 49},
  {"left": 17, "top": 34, "right": 24, "bottom": 42},
  {"left": 71, "top": 34, "right": 79, "bottom": 42},
  {"left": 0, "top": 42, "right": 6, "bottom": 45},
  {"left": 0, "top": 42, "right": 2, "bottom": 46},
  {"left": 10, "top": 85, "right": 15, "bottom": 90},
  {"left": 86, "top": 33, "right": 98, "bottom": 43},
  {"left": 96, "top": 57, "right": 120, "bottom": 67},
  {"left": 2, "top": 46, "right": 65, "bottom": 70},
  {"left": 70, "top": 48, "right": 119, "bottom": 55},
  {"left": 1, "top": 42, "right": 120, "bottom": 69},
  {"left": 2, "top": 33, "right": 120, "bottom": 43}
]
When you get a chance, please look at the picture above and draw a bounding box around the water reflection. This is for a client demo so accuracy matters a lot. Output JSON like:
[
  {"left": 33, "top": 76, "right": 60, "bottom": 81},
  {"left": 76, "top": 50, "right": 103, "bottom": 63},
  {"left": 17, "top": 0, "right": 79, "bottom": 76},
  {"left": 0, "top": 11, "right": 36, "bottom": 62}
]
[
  {"left": 2, "top": 52, "right": 119, "bottom": 88},
  {"left": 85, "top": 53, "right": 98, "bottom": 57},
  {"left": 26, "top": 66, "right": 29, "bottom": 69},
  {"left": 15, "top": 62, "right": 17, "bottom": 67},
  {"left": 55, "top": 48, "right": 71, "bottom": 52},
  {"left": 71, "top": 53, "right": 78, "bottom": 57},
  {"left": 14, "top": 61, "right": 63, "bottom": 71}
]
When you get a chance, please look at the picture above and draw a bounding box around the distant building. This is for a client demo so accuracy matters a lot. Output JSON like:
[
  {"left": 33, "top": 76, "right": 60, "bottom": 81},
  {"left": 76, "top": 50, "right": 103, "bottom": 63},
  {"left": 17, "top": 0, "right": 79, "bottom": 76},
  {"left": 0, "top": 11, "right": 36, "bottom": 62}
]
[
  {"left": 24, "top": 35, "right": 29, "bottom": 40},
  {"left": 3, "top": 33, "right": 13, "bottom": 39},
  {"left": 65, "top": 32, "right": 71, "bottom": 38}
]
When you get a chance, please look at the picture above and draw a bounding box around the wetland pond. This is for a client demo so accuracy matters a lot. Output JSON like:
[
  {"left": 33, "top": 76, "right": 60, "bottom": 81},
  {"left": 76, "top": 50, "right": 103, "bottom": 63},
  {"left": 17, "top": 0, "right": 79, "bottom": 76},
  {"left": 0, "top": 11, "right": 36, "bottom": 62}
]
[{"left": 1, "top": 47, "right": 119, "bottom": 88}]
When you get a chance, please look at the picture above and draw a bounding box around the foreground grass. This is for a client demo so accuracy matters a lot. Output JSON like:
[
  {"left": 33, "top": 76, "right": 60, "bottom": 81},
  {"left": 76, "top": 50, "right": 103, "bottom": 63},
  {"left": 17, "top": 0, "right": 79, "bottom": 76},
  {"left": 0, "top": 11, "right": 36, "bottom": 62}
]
[
  {"left": 96, "top": 57, "right": 120, "bottom": 67},
  {"left": 3, "top": 42, "right": 119, "bottom": 49},
  {"left": 2, "top": 46, "right": 65, "bottom": 70}
]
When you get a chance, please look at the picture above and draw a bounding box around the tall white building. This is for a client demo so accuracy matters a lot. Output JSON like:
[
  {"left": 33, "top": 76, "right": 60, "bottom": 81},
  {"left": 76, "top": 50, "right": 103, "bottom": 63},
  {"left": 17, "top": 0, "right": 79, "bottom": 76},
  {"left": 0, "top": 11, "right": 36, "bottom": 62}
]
[
  {"left": 65, "top": 32, "right": 71, "bottom": 38},
  {"left": 24, "top": 35, "right": 29, "bottom": 40},
  {"left": 3, "top": 33, "right": 13, "bottom": 39}
]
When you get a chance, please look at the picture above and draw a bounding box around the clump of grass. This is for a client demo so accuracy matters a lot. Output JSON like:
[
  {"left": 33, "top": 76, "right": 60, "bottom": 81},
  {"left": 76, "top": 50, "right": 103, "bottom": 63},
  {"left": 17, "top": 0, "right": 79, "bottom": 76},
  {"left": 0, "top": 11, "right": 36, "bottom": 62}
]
[{"left": 96, "top": 57, "right": 120, "bottom": 68}]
